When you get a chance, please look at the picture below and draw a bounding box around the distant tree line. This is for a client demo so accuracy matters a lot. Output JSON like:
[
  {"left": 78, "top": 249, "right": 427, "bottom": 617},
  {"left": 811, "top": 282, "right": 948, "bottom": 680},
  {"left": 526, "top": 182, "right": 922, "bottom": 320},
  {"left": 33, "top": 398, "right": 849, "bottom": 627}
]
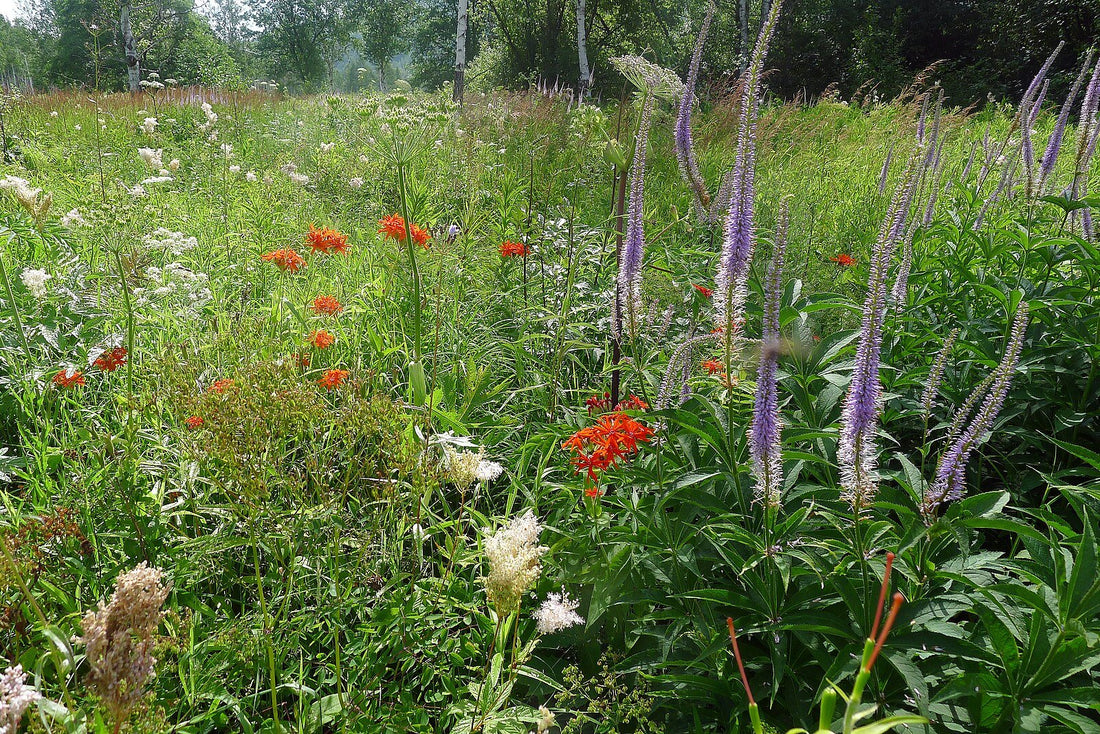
[{"left": 1, "top": 0, "right": 1096, "bottom": 104}]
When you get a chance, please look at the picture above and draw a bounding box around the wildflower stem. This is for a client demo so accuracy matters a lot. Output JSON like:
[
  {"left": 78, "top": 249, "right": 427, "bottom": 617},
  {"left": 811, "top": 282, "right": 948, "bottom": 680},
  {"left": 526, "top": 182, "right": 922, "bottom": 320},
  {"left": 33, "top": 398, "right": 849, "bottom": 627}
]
[
  {"left": 0, "top": 245, "right": 33, "bottom": 364},
  {"left": 396, "top": 160, "right": 422, "bottom": 362},
  {"left": 114, "top": 250, "right": 136, "bottom": 416},
  {"left": 0, "top": 532, "right": 48, "bottom": 628},
  {"left": 249, "top": 520, "right": 280, "bottom": 731}
]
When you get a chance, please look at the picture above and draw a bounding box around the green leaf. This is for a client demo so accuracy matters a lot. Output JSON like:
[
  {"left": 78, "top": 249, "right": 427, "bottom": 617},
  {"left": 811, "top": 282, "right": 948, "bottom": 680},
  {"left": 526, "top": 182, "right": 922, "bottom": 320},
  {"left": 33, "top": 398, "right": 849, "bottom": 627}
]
[{"left": 851, "top": 715, "right": 927, "bottom": 734}]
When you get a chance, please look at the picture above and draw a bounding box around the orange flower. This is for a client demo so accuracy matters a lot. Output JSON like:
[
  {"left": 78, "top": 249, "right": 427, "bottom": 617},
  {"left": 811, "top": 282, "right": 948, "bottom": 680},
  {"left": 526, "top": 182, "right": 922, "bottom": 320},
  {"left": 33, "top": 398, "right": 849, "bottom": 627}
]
[
  {"left": 562, "top": 412, "right": 655, "bottom": 484},
  {"left": 311, "top": 295, "right": 343, "bottom": 315},
  {"left": 292, "top": 352, "right": 311, "bottom": 368},
  {"left": 184, "top": 415, "right": 204, "bottom": 430},
  {"left": 701, "top": 359, "right": 722, "bottom": 374},
  {"left": 378, "top": 213, "right": 407, "bottom": 241},
  {"left": 615, "top": 394, "right": 649, "bottom": 411},
  {"left": 692, "top": 283, "right": 713, "bottom": 298},
  {"left": 93, "top": 346, "right": 128, "bottom": 372},
  {"left": 305, "top": 224, "right": 349, "bottom": 255},
  {"left": 52, "top": 368, "right": 85, "bottom": 388},
  {"left": 500, "top": 241, "right": 527, "bottom": 257},
  {"left": 317, "top": 368, "right": 349, "bottom": 391},
  {"left": 309, "top": 329, "right": 335, "bottom": 349},
  {"left": 262, "top": 248, "right": 306, "bottom": 273},
  {"left": 411, "top": 224, "right": 431, "bottom": 249},
  {"left": 208, "top": 378, "right": 236, "bottom": 394},
  {"left": 830, "top": 253, "right": 856, "bottom": 267}
]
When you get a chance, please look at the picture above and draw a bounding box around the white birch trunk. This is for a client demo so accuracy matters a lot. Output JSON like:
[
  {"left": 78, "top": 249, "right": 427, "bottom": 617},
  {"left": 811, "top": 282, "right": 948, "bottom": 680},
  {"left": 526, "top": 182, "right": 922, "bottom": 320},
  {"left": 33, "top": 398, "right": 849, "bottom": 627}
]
[
  {"left": 577, "top": 0, "right": 591, "bottom": 95},
  {"left": 454, "top": 0, "right": 468, "bottom": 103},
  {"left": 121, "top": 3, "right": 141, "bottom": 92},
  {"left": 738, "top": 0, "right": 749, "bottom": 74}
]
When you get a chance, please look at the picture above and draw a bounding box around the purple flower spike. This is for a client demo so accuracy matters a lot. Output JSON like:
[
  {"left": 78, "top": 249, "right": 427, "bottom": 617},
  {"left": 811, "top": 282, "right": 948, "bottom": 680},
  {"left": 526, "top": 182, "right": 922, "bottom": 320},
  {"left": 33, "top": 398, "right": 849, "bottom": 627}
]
[
  {"left": 618, "top": 94, "right": 655, "bottom": 339},
  {"left": 1072, "top": 57, "right": 1100, "bottom": 237},
  {"left": 751, "top": 200, "right": 790, "bottom": 508},
  {"left": 1038, "top": 52, "right": 1093, "bottom": 193},
  {"left": 715, "top": 0, "right": 784, "bottom": 337},
  {"left": 922, "top": 305, "right": 1029, "bottom": 520},
  {"left": 921, "top": 327, "right": 960, "bottom": 425},
  {"left": 839, "top": 150, "right": 924, "bottom": 513},
  {"left": 675, "top": 2, "right": 716, "bottom": 222}
]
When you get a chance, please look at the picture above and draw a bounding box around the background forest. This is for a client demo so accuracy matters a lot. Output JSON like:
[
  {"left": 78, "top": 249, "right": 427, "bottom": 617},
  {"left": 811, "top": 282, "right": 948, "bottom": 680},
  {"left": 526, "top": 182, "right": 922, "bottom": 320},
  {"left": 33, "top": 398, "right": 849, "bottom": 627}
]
[{"left": 2, "top": 0, "right": 1100, "bottom": 103}]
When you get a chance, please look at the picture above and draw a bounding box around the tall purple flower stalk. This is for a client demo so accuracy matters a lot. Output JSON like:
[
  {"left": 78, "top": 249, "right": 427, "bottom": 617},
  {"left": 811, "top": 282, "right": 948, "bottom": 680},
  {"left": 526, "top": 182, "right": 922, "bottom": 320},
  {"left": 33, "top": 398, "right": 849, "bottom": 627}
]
[
  {"left": 921, "top": 327, "right": 960, "bottom": 428},
  {"left": 675, "top": 1, "right": 716, "bottom": 222},
  {"left": 617, "top": 93, "right": 654, "bottom": 338},
  {"left": 1072, "top": 57, "right": 1100, "bottom": 238},
  {"left": 751, "top": 200, "right": 789, "bottom": 508},
  {"left": 1037, "top": 51, "right": 1093, "bottom": 193},
  {"left": 715, "top": 0, "right": 783, "bottom": 339},
  {"left": 839, "top": 151, "right": 923, "bottom": 512},
  {"left": 922, "top": 305, "right": 1028, "bottom": 520}
]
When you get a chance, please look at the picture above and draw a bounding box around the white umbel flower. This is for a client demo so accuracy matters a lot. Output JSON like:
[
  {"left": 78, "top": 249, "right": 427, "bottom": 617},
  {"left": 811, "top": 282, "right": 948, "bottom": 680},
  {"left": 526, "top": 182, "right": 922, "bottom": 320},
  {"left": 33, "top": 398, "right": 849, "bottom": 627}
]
[
  {"left": 476, "top": 459, "right": 503, "bottom": 483},
  {"left": 483, "top": 511, "right": 547, "bottom": 614},
  {"left": 61, "top": 208, "right": 88, "bottom": 228},
  {"left": 348, "top": 177, "right": 364, "bottom": 189},
  {"left": 532, "top": 589, "right": 583, "bottom": 635},
  {"left": 288, "top": 172, "right": 309, "bottom": 185},
  {"left": 138, "top": 147, "right": 163, "bottom": 169},
  {"left": 20, "top": 268, "right": 50, "bottom": 299},
  {"left": 141, "top": 117, "right": 158, "bottom": 135}
]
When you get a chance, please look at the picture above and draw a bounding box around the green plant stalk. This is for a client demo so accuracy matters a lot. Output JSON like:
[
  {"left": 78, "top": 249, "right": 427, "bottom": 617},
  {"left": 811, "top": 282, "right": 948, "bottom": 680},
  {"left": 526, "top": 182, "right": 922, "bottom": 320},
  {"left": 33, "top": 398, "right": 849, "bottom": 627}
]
[
  {"left": 115, "top": 250, "right": 136, "bottom": 415},
  {"left": 841, "top": 638, "right": 876, "bottom": 734},
  {"left": 0, "top": 246, "right": 33, "bottom": 363},
  {"left": 749, "top": 702, "right": 763, "bottom": 734},
  {"left": 250, "top": 520, "right": 280, "bottom": 732},
  {"left": 816, "top": 688, "right": 837, "bottom": 732},
  {"left": 0, "top": 533, "right": 48, "bottom": 628},
  {"left": 396, "top": 160, "right": 422, "bottom": 362}
]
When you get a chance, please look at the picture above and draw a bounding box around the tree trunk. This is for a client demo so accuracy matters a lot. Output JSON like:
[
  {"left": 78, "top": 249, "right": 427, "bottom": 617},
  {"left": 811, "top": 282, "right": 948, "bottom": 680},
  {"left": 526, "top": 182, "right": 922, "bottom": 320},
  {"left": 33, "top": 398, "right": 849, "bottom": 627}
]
[
  {"left": 738, "top": 0, "right": 749, "bottom": 74},
  {"left": 120, "top": 2, "right": 141, "bottom": 93},
  {"left": 454, "top": 0, "right": 468, "bottom": 103},
  {"left": 576, "top": 0, "right": 590, "bottom": 95}
]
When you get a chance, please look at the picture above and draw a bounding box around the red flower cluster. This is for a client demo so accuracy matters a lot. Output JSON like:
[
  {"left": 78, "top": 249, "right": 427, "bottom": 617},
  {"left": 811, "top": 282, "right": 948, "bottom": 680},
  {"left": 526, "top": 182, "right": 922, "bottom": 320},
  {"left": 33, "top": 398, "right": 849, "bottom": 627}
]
[
  {"left": 692, "top": 283, "right": 713, "bottom": 298},
  {"left": 93, "top": 347, "right": 127, "bottom": 372},
  {"left": 309, "top": 329, "right": 335, "bottom": 349},
  {"left": 52, "top": 368, "right": 85, "bottom": 389},
  {"left": 585, "top": 392, "right": 649, "bottom": 415},
  {"left": 306, "top": 224, "right": 349, "bottom": 255},
  {"left": 378, "top": 213, "right": 431, "bottom": 249},
  {"left": 701, "top": 359, "right": 723, "bottom": 374},
  {"left": 208, "top": 379, "right": 236, "bottom": 394},
  {"left": 292, "top": 352, "right": 311, "bottom": 367},
  {"left": 317, "top": 368, "right": 349, "bottom": 390},
  {"left": 830, "top": 253, "right": 856, "bottom": 267},
  {"left": 262, "top": 248, "right": 306, "bottom": 273},
  {"left": 184, "top": 415, "right": 204, "bottom": 430},
  {"left": 500, "top": 241, "right": 528, "bottom": 257},
  {"left": 562, "top": 412, "right": 655, "bottom": 484},
  {"left": 311, "top": 295, "right": 343, "bottom": 315}
]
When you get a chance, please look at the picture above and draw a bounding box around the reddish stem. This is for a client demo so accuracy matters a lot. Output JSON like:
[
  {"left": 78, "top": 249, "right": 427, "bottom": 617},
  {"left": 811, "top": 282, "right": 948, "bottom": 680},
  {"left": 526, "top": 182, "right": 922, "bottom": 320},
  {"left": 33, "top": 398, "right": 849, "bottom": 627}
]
[
  {"left": 870, "top": 551, "right": 895, "bottom": 640},
  {"left": 727, "top": 617, "right": 756, "bottom": 706},
  {"left": 866, "top": 592, "right": 904, "bottom": 672}
]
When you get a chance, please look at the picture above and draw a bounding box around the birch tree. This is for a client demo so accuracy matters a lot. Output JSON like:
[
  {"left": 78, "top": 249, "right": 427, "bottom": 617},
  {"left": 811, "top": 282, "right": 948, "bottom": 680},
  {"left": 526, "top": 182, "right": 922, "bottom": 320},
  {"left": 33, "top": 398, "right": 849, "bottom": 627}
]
[
  {"left": 454, "top": 0, "right": 467, "bottom": 102},
  {"left": 576, "top": 0, "right": 590, "bottom": 94}
]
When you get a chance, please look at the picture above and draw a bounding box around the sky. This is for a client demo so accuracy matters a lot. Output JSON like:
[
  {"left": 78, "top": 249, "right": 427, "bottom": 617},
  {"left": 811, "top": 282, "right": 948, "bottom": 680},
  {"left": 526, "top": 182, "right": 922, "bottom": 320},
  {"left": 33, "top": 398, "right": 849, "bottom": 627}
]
[{"left": 0, "top": 0, "right": 22, "bottom": 22}]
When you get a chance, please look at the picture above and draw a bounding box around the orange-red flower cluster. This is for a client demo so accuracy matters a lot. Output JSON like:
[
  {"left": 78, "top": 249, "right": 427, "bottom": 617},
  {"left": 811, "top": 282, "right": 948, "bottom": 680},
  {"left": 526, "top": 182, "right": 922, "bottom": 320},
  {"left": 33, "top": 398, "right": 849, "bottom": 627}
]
[
  {"left": 317, "top": 368, "right": 349, "bottom": 390},
  {"left": 262, "top": 248, "right": 306, "bottom": 273},
  {"left": 585, "top": 392, "right": 649, "bottom": 416},
  {"left": 378, "top": 214, "right": 432, "bottom": 249},
  {"left": 292, "top": 352, "right": 311, "bottom": 368},
  {"left": 185, "top": 415, "right": 204, "bottom": 430},
  {"left": 306, "top": 224, "right": 349, "bottom": 255},
  {"left": 562, "top": 412, "right": 655, "bottom": 485},
  {"left": 93, "top": 347, "right": 127, "bottom": 372},
  {"left": 692, "top": 283, "right": 713, "bottom": 298},
  {"left": 701, "top": 359, "right": 723, "bottom": 374},
  {"left": 616, "top": 394, "right": 649, "bottom": 411},
  {"left": 311, "top": 295, "right": 342, "bottom": 315},
  {"left": 208, "top": 379, "right": 236, "bottom": 394},
  {"left": 309, "top": 329, "right": 335, "bottom": 349},
  {"left": 52, "top": 368, "right": 85, "bottom": 389},
  {"left": 830, "top": 253, "right": 856, "bottom": 267},
  {"left": 500, "top": 241, "right": 527, "bottom": 257}
]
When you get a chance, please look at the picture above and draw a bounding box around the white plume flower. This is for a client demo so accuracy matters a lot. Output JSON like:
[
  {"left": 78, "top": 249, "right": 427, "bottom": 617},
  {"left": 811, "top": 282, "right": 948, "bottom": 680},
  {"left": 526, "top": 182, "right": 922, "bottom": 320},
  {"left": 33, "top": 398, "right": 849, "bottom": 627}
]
[
  {"left": 20, "top": 268, "right": 50, "bottom": 299},
  {"left": 532, "top": 589, "right": 583, "bottom": 635},
  {"left": 483, "top": 511, "right": 547, "bottom": 614}
]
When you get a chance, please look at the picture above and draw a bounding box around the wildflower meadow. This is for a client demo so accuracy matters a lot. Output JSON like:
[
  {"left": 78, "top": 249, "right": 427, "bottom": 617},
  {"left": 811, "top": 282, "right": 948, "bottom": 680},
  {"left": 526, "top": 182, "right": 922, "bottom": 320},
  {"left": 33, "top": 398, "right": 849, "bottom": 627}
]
[{"left": 1, "top": 5, "right": 1100, "bottom": 733}]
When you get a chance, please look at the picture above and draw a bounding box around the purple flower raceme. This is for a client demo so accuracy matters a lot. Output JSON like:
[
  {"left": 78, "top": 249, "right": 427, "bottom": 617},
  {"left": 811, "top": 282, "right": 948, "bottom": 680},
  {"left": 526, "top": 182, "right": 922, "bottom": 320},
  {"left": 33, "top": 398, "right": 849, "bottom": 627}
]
[
  {"left": 750, "top": 200, "right": 789, "bottom": 508},
  {"left": 1037, "top": 51, "right": 1094, "bottom": 193},
  {"left": 921, "top": 327, "right": 961, "bottom": 427},
  {"left": 715, "top": 0, "right": 784, "bottom": 342},
  {"left": 878, "top": 142, "right": 894, "bottom": 195},
  {"left": 674, "top": 1, "right": 716, "bottom": 222},
  {"left": 1072, "top": 57, "right": 1100, "bottom": 238},
  {"left": 838, "top": 150, "right": 924, "bottom": 513},
  {"left": 617, "top": 93, "right": 654, "bottom": 338},
  {"left": 922, "top": 304, "right": 1028, "bottom": 521}
]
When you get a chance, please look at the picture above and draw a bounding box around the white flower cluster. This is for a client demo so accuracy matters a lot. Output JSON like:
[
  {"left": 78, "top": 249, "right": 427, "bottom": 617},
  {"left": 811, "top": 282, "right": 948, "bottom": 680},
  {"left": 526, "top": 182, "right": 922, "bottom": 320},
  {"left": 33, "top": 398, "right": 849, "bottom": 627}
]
[
  {"left": 348, "top": 177, "right": 364, "bottom": 189},
  {"left": 288, "top": 171, "right": 309, "bottom": 185},
  {"left": 133, "top": 263, "right": 211, "bottom": 307},
  {"left": 532, "top": 589, "right": 583, "bottom": 635},
  {"left": 143, "top": 228, "right": 198, "bottom": 255},
  {"left": 138, "top": 147, "right": 163, "bottom": 170},
  {"left": 0, "top": 664, "right": 41, "bottom": 734},
  {"left": 20, "top": 268, "right": 50, "bottom": 299},
  {"left": 0, "top": 174, "right": 52, "bottom": 220},
  {"left": 483, "top": 511, "right": 547, "bottom": 614},
  {"left": 443, "top": 445, "right": 504, "bottom": 489},
  {"left": 200, "top": 102, "right": 218, "bottom": 128},
  {"left": 141, "top": 176, "right": 173, "bottom": 185},
  {"left": 319, "top": 142, "right": 335, "bottom": 153},
  {"left": 61, "top": 208, "right": 88, "bottom": 228},
  {"left": 535, "top": 706, "right": 555, "bottom": 733},
  {"left": 141, "top": 117, "right": 158, "bottom": 135}
]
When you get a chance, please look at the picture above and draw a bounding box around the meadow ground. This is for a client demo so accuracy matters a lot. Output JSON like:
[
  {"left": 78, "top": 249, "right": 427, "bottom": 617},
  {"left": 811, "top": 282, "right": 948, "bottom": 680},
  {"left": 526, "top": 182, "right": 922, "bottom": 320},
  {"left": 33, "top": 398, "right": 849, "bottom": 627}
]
[{"left": 0, "top": 83, "right": 1098, "bottom": 733}]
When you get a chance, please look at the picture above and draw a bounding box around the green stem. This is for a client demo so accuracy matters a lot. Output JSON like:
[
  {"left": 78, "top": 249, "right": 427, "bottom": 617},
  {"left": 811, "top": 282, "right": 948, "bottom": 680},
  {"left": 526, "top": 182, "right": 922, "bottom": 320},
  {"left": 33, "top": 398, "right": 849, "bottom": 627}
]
[
  {"left": 0, "top": 246, "right": 33, "bottom": 363},
  {"left": 0, "top": 533, "right": 48, "bottom": 628},
  {"left": 250, "top": 520, "right": 280, "bottom": 731},
  {"left": 396, "top": 161, "right": 422, "bottom": 361}
]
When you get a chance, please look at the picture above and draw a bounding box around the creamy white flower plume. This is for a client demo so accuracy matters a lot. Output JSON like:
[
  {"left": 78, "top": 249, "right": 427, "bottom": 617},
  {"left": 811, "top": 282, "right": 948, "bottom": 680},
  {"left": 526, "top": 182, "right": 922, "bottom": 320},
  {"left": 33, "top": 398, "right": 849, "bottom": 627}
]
[
  {"left": 20, "top": 269, "right": 50, "bottom": 299},
  {"left": 532, "top": 589, "right": 583, "bottom": 635},
  {"left": 483, "top": 511, "right": 547, "bottom": 614}
]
